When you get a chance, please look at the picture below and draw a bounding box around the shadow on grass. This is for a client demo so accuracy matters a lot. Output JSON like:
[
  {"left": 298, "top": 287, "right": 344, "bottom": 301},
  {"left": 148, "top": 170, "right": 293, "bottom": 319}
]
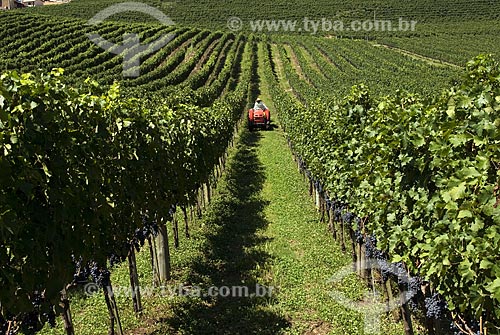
[{"left": 151, "top": 129, "right": 290, "bottom": 335}]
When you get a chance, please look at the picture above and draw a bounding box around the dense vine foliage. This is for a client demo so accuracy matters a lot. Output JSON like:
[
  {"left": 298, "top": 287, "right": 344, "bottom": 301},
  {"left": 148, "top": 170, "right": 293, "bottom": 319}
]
[
  {"left": 30, "top": 0, "right": 500, "bottom": 39},
  {"left": 0, "top": 64, "right": 248, "bottom": 330},
  {"left": 264, "top": 46, "right": 500, "bottom": 329}
]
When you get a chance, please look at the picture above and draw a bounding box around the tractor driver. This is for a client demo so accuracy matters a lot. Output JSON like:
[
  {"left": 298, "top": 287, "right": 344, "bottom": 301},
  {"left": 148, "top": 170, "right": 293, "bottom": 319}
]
[{"left": 253, "top": 98, "right": 268, "bottom": 111}]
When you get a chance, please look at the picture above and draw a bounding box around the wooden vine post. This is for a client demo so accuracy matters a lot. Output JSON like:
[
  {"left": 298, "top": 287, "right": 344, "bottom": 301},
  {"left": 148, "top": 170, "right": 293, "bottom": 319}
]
[
  {"left": 128, "top": 246, "right": 142, "bottom": 314},
  {"left": 399, "top": 282, "right": 414, "bottom": 335},
  {"left": 204, "top": 182, "right": 211, "bottom": 205},
  {"left": 152, "top": 218, "right": 171, "bottom": 286},
  {"left": 172, "top": 215, "right": 180, "bottom": 249},
  {"left": 182, "top": 206, "right": 190, "bottom": 238},
  {"left": 60, "top": 288, "right": 74, "bottom": 335},
  {"left": 103, "top": 282, "right": 123, "bottom": 335}
]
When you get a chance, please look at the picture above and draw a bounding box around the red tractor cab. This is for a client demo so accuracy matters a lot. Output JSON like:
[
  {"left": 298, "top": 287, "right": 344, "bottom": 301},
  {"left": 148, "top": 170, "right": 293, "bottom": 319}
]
[{"left": 248, "top": 108, "right": 270, "bottom": 131}]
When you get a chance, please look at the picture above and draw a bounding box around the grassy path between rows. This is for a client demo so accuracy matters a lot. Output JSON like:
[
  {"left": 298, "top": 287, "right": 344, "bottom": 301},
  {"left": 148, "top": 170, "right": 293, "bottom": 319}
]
[
  {"left": 147, "top": 123, "right": 375, "bottom": 335},
  {"left": 146, "top": 118, "right": 403, "bottom": 334}
]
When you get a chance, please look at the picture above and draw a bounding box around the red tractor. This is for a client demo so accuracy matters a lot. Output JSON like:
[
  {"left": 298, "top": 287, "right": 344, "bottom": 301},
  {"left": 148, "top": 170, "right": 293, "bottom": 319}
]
[{"left": 248, "top": 108, "right": 270, "bottom": 131}]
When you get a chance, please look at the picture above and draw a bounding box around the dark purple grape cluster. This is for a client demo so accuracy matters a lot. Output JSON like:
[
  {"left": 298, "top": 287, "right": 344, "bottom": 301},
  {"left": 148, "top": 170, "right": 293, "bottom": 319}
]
[
  {"left": 72, "top": 255, "right": 90, "bottom": 284},
  {"left": 364, "top": 234, "right": 387, "bottom": 270},
  {"left": 392, "top": 262, "right": 408, "bottom": 285},
  {"left": 325, "top": 197, "right": 332, "bottom": 211},
  {"left": 18, "top": 300, "right": 55, "bottom": 335},
  {"left": 31, "top": 293, "right": 42, "bottom": 309},
  {"left": 449, "top": 319, "right": 481, "bottom": 335},
  {"left": 1, "top": 293, "right": 59, "bottom": 334},
  {"left": 108, "top": 213, "right": 162, "bottom": 268},
  {"left": 334, "top": 208, "right": 342, "bottom": 221},
  {"left": 342, "top": 212, "right": 355, "bottom": 224},
  {"left": 169, "top": 204, "right": 177, "bottom": 216},
  {"left": 407, "top": 299, "right": 419, "bottom": 313},
  {"left": 364, "top": 234, "right": 377, "bottom": 258},
  {"left": 378, "top": 258, "right": 392, "bottom": 282},
  {"left": 354, "top": 229, "right": 364, "bottom": 244},
  {"left": 330, "top": 201, "right": 346, "bottom": 222},
  {"left": 43, "top": 308, "right": 56, "bottom": 328},
  {"left": 20, "top": 312, "right": 40, "bottom": 334},
  {"left": 424, "top": 293, "right": 448, "bottom": 319},
  {"left": 408, "top": 276, "right": 423, "bottom": 293},
  {"left": 89, "top": 262, "right": 111, "bottom": 288},
  {"left": 305, "top": 169, "right": 312, "bottom": 179},
  {"left": 133, "top": 215, "right": 159, "bottom": 249},
  {"left": 405, "top": 276, "right": 424, "bottom": 312}
]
